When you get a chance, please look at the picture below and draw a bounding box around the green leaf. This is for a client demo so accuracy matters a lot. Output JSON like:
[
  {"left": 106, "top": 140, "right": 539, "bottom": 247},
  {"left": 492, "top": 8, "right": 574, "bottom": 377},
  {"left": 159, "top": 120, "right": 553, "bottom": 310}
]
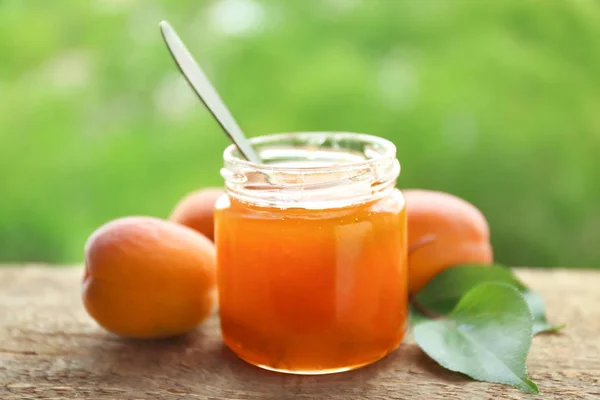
[
  {"left": 413, "top": 282, "right": 539, "bottom": 394},
  {"left": 414, "top": 264, "right": 563, "bottom": 334}
]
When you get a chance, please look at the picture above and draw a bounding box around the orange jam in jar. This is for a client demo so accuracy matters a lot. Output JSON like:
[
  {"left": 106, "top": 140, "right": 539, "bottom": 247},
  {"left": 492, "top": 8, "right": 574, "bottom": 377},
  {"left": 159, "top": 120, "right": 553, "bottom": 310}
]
[{"left": 215, "top": 132, "right": 407, "bottom": 374}]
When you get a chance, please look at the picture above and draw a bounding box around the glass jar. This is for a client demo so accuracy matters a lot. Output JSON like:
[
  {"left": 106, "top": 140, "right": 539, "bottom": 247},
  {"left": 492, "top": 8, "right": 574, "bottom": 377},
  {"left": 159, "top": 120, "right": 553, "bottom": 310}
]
[{"left": 215, "top": 132, "right": 407, "bottom": 374}]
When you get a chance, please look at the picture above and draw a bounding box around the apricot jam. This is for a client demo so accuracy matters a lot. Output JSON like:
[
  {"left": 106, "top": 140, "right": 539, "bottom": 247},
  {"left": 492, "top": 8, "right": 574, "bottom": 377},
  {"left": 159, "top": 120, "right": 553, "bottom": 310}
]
[{"left": 215, "top": 132, "right": 407, "bottom": 374}]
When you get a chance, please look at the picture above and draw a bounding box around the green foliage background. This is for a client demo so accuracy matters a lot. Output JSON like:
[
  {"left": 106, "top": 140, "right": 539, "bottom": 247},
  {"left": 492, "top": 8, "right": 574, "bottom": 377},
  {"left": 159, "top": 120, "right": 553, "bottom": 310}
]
[{"left": 1, "top": 0, "right": 599, "bottom": 267}]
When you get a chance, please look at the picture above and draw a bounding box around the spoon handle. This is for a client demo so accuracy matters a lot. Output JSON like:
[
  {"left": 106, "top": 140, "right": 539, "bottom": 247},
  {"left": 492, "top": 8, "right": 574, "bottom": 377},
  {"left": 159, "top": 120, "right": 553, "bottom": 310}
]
[{"left": 159, "top": 21, "right": 261, "bottom": 164}]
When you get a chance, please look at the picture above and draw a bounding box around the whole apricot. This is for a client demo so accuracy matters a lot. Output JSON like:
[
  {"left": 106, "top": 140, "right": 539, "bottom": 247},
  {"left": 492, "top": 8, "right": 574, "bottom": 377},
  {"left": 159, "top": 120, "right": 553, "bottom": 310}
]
[
  {"left": 405, "top": 189, "right": 493, "bottom": 294},
  {"left": 83, "top": 216, "right": 217, "bottom": 339},
  {"left": 169, "top": 188, "right": 224, "bottom": 241}
]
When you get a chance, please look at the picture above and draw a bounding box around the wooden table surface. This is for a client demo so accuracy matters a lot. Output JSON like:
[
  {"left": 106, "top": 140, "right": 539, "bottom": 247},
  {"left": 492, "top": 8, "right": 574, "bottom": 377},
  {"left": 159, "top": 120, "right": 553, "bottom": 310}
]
[{"left": 0, "top": 266, "right": 598, "bottom": 400}]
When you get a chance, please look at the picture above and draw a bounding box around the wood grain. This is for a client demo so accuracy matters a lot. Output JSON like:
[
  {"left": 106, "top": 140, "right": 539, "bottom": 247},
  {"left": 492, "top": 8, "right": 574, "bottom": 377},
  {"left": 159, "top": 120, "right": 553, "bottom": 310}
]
[{"left": 0, "top": 266, "right": 598, "bottom": 399}]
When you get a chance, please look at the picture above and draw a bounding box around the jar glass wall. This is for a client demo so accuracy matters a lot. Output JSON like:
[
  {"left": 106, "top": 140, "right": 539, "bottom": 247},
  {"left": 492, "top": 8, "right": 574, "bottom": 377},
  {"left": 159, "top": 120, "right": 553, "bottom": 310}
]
[{"left": 215, "top": 132, "right": 407, "bottom": 374}]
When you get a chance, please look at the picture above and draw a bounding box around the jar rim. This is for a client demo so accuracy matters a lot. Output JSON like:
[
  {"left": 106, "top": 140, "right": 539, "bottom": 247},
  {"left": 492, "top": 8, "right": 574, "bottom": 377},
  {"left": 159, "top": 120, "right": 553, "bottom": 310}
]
[
  {"left": 221, "top": 131, "right": 400, "bottom": 209},
  {"left": 223, "top": 131, "right": 397, "bottom": 172}
]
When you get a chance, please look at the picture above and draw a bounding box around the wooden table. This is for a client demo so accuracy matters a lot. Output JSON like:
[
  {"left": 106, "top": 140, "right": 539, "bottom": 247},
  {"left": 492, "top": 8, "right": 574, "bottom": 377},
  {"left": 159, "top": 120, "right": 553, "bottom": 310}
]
[{"left": 0, "top": 266, "right": 598, "bottom": 399}]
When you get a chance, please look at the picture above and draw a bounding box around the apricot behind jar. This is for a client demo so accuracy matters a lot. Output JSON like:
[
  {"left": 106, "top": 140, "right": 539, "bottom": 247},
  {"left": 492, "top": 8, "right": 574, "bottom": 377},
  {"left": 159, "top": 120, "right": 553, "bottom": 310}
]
[
  {"left": 83, "top": 217, "right": 217, "bottom": 339},
  {"left": 170, "top": 188, "right": 224, "bottom": 241},
  {"left": 405, "top": 189, "right": 493, "bottom": 295}
]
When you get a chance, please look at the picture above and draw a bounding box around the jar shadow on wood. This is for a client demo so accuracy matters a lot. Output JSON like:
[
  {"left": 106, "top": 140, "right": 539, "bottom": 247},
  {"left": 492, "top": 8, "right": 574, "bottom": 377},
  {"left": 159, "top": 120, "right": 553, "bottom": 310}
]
[{"left": 85, "top": 327, "right": 460, "bottom": 396}]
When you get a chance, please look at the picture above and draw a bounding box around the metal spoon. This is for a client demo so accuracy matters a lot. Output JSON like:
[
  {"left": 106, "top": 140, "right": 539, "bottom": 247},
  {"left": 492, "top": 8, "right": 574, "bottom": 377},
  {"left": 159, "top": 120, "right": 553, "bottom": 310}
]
[{"left": 159, "top": 20, "right": 261, "bottom": 164}]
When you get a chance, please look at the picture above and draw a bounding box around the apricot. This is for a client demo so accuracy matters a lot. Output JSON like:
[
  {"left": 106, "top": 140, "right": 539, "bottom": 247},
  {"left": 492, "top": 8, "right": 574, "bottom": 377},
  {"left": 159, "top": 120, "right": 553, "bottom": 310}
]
[
  {"left": 169, "top": 188, "right": 224, "bottom": 241},
  {"left": 83, "top": 216, "right": 217, "bottom": 339},
  {"left": 404, "top": 189, "right": 493, "bottom": 295}
]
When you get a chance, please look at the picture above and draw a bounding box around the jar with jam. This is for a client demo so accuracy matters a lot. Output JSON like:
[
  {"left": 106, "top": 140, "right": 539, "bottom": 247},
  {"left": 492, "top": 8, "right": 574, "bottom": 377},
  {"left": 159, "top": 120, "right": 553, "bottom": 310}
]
[{"left": 215, "top": 132, "right": 407, "bottom": 374}]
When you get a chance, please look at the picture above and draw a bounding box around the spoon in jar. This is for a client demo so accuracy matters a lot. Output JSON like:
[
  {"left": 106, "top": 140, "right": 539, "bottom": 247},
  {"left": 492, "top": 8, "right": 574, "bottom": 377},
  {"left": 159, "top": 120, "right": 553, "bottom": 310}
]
[{"left": 159, "top": 20, "right": 261, "bottom": 164}]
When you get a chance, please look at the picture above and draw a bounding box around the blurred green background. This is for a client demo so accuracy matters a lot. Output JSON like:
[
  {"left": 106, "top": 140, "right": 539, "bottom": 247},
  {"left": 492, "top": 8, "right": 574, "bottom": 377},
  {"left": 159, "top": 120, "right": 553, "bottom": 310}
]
[{"left": 1, "top": 0, "right": 599, "bottom": 267}]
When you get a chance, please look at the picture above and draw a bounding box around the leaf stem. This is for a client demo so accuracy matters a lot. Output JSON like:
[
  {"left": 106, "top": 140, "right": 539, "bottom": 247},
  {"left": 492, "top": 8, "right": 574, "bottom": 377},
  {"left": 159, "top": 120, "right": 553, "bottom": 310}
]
[{"left": 410, "top": 295, "right": 442, "bottom": 320}]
